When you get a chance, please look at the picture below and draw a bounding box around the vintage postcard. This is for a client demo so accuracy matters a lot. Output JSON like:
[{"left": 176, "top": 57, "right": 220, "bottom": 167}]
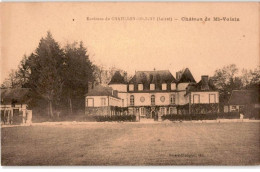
[{"left": 0, "top": 2, "right": 259, "bottom": 166}]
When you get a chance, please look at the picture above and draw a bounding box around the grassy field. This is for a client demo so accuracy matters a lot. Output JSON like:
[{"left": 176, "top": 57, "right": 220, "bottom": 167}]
[{"left": 1, "top": 122, "right": 260, "bottom": 166}]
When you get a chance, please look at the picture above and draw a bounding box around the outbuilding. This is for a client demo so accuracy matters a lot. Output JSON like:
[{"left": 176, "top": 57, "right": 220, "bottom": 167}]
[{"left": 1, "top": 88, "right": 32, "bottom": 125}]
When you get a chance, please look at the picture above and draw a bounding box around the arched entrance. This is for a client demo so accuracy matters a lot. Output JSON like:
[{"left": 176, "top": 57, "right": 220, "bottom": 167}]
[{"left": 151, "top": 111, "right": 158, "bottom": 121}]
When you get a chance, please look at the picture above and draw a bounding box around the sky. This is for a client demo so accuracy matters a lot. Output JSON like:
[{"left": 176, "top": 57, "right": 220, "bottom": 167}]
[{"left": 1, "top": 2, "right": 259, "bottom": 83}]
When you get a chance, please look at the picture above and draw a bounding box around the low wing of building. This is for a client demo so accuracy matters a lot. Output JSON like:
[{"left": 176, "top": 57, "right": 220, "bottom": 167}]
[
  {"left": 85, "top": 85, "right": 124, "bottom": 116},
  {"left": 1, "top": 88, "right": 31, "bottom": 124},
  {"left": 227, "top": 90, "right": 259, "bottom": 113},
  {"left": 1, "top": 88, "right": 31, "bottom": 110},
  {"left": 185, "top": 76, "right": 219, "bottom": 114}
]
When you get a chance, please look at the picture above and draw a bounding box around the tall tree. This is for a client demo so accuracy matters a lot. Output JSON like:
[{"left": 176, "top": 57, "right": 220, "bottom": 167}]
[
  {"left": 62, "top": 41, "right": 94, "bottom": 114},
  {"left": 27, "top": 32, "right": 64, "bottom": 117}
]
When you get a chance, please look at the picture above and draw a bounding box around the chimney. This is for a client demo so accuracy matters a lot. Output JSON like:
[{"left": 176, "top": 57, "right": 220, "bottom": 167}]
[
  {"left": 113, "top": 90, "right": 118, "bottom": 97},
  {"left": 201, "top": 75, "right": 209, "bottom": 90}
]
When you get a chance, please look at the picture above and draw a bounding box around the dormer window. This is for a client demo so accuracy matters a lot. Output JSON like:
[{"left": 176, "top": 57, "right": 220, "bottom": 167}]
[
  {"left": 129, "top": 84, "right": 134, "bottom": 91},
  {"left": 138, "top": 84, "right": 143, "bottom": 91},
  {"left": 162, "top": 83, "right": 167, "bottom": 90},
  {"left": 171, "top": 83, "right": 176, "bottom": 90},
  {"left": 150, "top": 84, "right": 155, "bottom": 90}
]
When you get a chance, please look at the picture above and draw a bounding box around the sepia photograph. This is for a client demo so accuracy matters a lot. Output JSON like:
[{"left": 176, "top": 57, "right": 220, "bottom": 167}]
[{"left": 0, "top": 2, "right": 259, "bottom": 166}]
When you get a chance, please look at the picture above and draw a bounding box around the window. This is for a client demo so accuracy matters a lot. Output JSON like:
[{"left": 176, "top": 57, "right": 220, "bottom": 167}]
[
  {"left": 150, "top": 84, "right": 155, "bottom": 90},
  {"left": 128, "top": 108, "right": 134, "bottom": 115},
  {"left": 87, "top": 98, "right": 94, "bottom": 107},
  {"left": 138, "top": 84, "right": 143, "bottom": 91},
  {"left": 136, "top": 108, "right": 139, "bottom": 115},
  {"left": 171, "top": 83, "right": 176, "bottom": 90},
  {"left": 129, "top": 84, "right": 134, "bottom": 91},
  {"left": 169, "top": 107, "right": 173, "bottom": 114},
  {"left": 169, "top": 107, "right": 177, "bottom": 114},
  {"left": 162, "top": 83, "right": 167, "bottom": 90},
  {"left": 231, "top": 106, "right": 237, "bottom": 111},
  {"left": 140, "top": 107, "right": 145, "bottom": 116},
  {"left": 209, "top": 94, "right": 216, "bottom": 103},
  {"left": 151, "top": 95, "right": 155, "bottom": 105},
  {"left": 193, "top": 94, "right": 200, "bottom": 104},
  {"left": 170, "top": 94, "right": 176, "bottom": 104},
  {"left": 130, "top": 95, "right": 134, "bottom": 106},
  {"left": 161, "top": 107, "right": 166, "bottom": 115},
  {"left": 101, "top": 98, "right": 106, "bottom": 106}
]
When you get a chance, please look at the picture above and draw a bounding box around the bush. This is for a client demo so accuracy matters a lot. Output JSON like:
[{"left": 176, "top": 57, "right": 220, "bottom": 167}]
[
  {"left": 245, "top": 112, "right": 260, "bottom": 119},
  {"left": 217, "top": 112, "right": 240, "bottom": 119},
  {"left": 94, "top": 115, "right": 136, "bottom": 122},
  {"left": 162, "top": 112, "right": 241, "bottom": 121}
]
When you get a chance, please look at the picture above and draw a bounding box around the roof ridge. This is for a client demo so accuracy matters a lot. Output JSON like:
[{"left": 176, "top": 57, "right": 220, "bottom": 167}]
[{"left": 136, "top": 70, "right": 170, "bottom": 73}]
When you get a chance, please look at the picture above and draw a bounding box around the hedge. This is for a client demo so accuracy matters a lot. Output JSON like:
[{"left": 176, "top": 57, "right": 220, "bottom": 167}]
[
  {"left": 94, "top": 115, "right": 136, "bottom": 122},
  {"left": 161, "top": 112, "right": 241, "bottom": 121}
]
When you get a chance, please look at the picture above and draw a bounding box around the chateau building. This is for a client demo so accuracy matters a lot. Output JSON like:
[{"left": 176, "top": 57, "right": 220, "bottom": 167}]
[{"left": 85, "top": 68, "right": 219, "bottom": 120}]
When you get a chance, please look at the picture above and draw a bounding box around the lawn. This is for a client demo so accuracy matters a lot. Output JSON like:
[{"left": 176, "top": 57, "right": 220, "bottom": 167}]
[{"left": 1, "top": 122, "right": 260, "bottom": 166}]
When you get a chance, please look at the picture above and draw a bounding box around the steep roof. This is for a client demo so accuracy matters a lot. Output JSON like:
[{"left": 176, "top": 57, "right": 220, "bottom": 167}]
[
  {"left": 1, "top": 88, "right": 31, "bottom": 105},
  {"left": 108, "top": 71, "right": 127, "bottom": 85},
  {"left": 128, "top": 70, "right": 176, "bottom": 91},
  {"left": 187, "top": 76, "right": 216, "bottom": 92},
  {"left": 228, "top": 90, "right": 259, "bottom": 105},
  {"left": 86, "top": 85, "right": 120, "bottom": 99},
  {"left": 176, "top": 68, "right": 196, "bottom": 83}
]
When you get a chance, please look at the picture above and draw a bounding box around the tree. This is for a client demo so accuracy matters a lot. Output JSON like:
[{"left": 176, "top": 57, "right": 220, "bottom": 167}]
[
  {"left": 27, "top": 32, "right": 64, "bottom": 117},
  {"left": 62, "top": 41, "right": 95, "bottom": 114},
  {"left": 16, "top": 54, "right": 31, "bottom": 88},
  {"left": 241, "top": 66, "right": 260, "bottom": 90},
  {"left": 1, "top": 54, "right": 32, "bottom": 89},
  {"left": 93, "top": 64, "right": 104, "bottom": 85},
  {"left": 93, "top": 65, "right": 130, "bottom": 86},
  {"left": 1, "top": 31, "right": 99, "bottom": 117},
  {"left": 0, "top": 68, "right": 26, "bottom": 88},
  {"left": 211, "top": 64, "right": 243, "bottom": 105}
]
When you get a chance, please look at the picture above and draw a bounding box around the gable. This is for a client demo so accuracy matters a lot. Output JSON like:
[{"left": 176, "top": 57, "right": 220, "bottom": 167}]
[
  {"left": 108, "top": 71, "right": 127, "bottom": 85},
  {"left": 177, "top": 68, "right": 196, "bottom": 83}
]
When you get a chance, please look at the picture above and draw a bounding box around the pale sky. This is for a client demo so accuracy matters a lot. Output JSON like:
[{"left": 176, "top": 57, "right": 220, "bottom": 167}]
[{"left": 1, "top": 2, "right": 259, "bottom": 83}]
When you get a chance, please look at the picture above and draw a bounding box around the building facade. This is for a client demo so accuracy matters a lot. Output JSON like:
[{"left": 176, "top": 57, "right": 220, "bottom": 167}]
[
  {"left": 1, "top": 88, "right": 32, "bottom": 125},
  {"left": 85, "top": 69, "right": 219, "bottom": 119}
]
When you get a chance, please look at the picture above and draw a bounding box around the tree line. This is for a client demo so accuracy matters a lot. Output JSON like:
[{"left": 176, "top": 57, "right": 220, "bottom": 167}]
[
  {"left": 1, "top": 32, "right": 128, "bottom": 117},
  {"left": 210, "top": 64, "right": 259, "bottom": 109}
]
